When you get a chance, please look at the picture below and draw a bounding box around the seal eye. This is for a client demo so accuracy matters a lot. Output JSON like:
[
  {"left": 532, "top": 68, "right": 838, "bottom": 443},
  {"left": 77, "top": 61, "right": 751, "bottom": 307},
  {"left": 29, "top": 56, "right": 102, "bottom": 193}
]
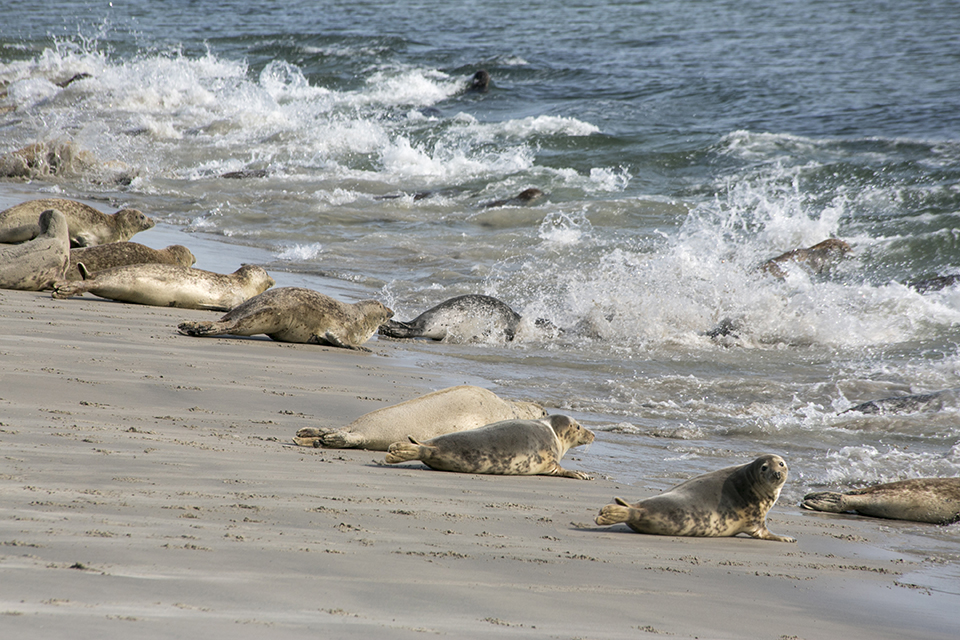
[{"left": 761, "top": 464, "right": 768, "bottom": 471}]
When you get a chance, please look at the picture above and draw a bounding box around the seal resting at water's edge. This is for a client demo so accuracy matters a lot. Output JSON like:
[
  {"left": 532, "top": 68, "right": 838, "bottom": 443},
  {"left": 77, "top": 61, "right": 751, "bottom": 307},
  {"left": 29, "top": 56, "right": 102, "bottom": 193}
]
[
  {"left": 0, "top": 208, "right": 70, "bottom": 290},
  {"left": 0, "top": 198, "right": 154, "bottom": 247},
  {"left": 65, "top": 242, "right": 196, "bottom": 280},
  {"left": 379, "top": 294, "right": 522, "bottom": 342},
  {"left": 595, "top": 454, "right": 795, "bottom": 542},
  {"left": 801, "top": 478, "right": 960, "bottom": 524},
  {"left": 760, "top": 238, "right": 852, "bottom": 279},
  {"left": 294, "top": 385, "right": 547, "bottom": 450},
  {"left": 52, "top": 263, "right": 274, "bottom": 310},
  {"left": 177, "top": 286, "right": 392, "bottom": 351},
  {"left": 384, "top": 415, "right": 594, "bottom": 479}
]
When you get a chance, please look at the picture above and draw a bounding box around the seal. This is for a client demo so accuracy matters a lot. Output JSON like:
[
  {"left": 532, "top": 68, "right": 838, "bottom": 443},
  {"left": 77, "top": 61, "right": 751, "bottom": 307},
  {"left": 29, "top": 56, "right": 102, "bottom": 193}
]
[
  {"left": 0, "top": 208, "right": 70, "bottom": 291},
  {"left": 595, "top": 454, "right": 795, "bottom": 542},
  {"left": 841, "top": 388, "right": 960, "bottom": 415},
  {"left": 761, "top": 238, "right": 852, "bottom": 279},
  {"left": 801, "top": 478, "right": 960, "bottom": 524},
  {"left": 905, "top": 274, "right": 960, "bottom": 293},
  {"left": 52, "top": 263, "right": 274, "bottom": 310},
  {"left": 480, "top": 188, "right": 545, "bottom": 209},
  {"left": 0, "top": 198, "right": 154, "bottom": 247},
  {"left": 384, "top": 414, "right": 594, "bottom": 479},
  {"left": 294, "top": 385, "right": 547, "bottom": 450},
  {"left": 379, "top": 294, "right": 522, "bottom": 342},
  {"left": 65, "top": 242, "right": 196, "bottom": 281},
  {"left": 469, "top": 69, "right": 491, "bottom": 92},
  {"left": 177, "top": 286, "right": 392, "bottom": 350}
]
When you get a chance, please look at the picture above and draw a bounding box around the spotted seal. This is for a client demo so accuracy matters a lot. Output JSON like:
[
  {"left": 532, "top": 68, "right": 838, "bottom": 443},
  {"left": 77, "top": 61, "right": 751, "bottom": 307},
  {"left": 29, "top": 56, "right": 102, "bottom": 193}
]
[
  {"left": 52, "top": 263, "right": 274, "bottom": 310},
  {"left": 595, "top": 454, "right": 795, "bottom": 542},
  {"left": 177, "top": 286, "right": 392, "bottom": 350},
  {"left": 65, "top": 242, "right": 196, "bottom": 281},
  {"left": 379, "top": 294, "right": 522, "bottom": 342},
  {"left": 761, "top": 238, "right": 852, "bottom": 279},
  {"left": 841, "top": 388, "right": 960, "bottom": 415},
  {"left": 801, "top": 478, "right": 960, "bottom": 524},
  {"left": 384, "top": 414, "right": 594, "bottom": 479},
  {"left": 294, "top": 385, "right": 547, "bottom": 450},
  {"left": 0, "top": 198, "right": 154, "bottom": 247},
  {"left": 0, "top": 208, "right": 70, "bottom": 290}
]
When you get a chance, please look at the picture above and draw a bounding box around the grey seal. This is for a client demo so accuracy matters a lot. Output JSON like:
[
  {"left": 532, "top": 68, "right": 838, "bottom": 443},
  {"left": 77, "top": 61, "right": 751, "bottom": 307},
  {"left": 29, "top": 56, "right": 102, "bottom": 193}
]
[
  {"left": 52, "top": 263, "right": 274, "bottom": 310},
  {"left": 841, "top": 388, "right": 960, "bottom": 415},
  {"left": 0, "top": 198, "right": 154, "bottom": 247},
  {"left": 0, "top": 208, "right": 70, "bottom": 290},
  {"left": 480, "top": 188, "right": 545, "bottom": 209},
  {"left": 294, "top": 385, "right": 547, "bottom": 450},
  {"left": 801, "top": 478, "right": 960, "bottom": 524},
  {"left": 379, "top": 294, "right": 522, "bottom": 342},
  {"left": 177, "top": 286, "right": 392, "bottom": 350},
  {"left": 760, "top": 238, "right": 852, "bottom": 279},
  {"left": 66, "top": 242, "right": 196, "bottom": 281},
  {"left": 384, "top": 414, "right": 594, "bottom": 479},
  {"left": 595, "top": 454, "right": 795, "bottom": 542}
]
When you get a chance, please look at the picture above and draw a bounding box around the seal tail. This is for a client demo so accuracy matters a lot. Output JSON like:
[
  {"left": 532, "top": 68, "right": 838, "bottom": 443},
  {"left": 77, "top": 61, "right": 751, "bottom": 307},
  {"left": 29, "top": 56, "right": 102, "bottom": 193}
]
[
  {"left": 378, "top": 319, "right": 420, "bottom": 338},
  {"left": 384, "top": 437, "right": 428, "bottom": 464},
  {"left": 800, "top": 491, "right": 848, "bottom": 513}
]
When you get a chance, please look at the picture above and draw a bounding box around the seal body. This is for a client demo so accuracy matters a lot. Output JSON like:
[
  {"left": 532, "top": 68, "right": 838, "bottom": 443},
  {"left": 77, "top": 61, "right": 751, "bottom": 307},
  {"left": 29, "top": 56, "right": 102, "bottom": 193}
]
[
  {"left": 384, "top": 414, "right": 594, "bottom": 479},
  {"left": 480, "top": 188, "right": 544, "bottom": 209},
  {"left": 52, "top": 263, "right": 274, "bottom": 310},
  {"left": 66, "top": 242, "right": 196, "bottom": 280},
  {"left": 595, "top": 454, "right": 795, "bottom": 542},
  {"left": 379, "top": 294, "right": 521, "bottom": 342},
  {"left": 294, "top": 385, "right": 547, "bottom": 450},
  {"left": 0, "top": 208, "right": 70, "bottom": 290},
  {"left": 761, "top": 238, "right": 852, "bottom": 279},
  {"left": 801, "top": 478, "right": 960, "bottom": 524},
  {"left": 0, "top": 198, "right": 154, "bottom": 247},
  {"left": 177, "top": 286, "right": 392, "bottom": 350},
  {"left": 842, "top": 388, "right": 959, "bottom": 415}
]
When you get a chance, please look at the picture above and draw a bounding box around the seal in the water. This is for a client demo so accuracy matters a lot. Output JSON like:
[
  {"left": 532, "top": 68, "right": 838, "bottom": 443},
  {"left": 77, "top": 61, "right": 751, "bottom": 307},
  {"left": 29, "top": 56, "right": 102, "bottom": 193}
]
[
  {"left": 469, "top": 69, "right": 491, "bottom": 92},
  {"left": 65, "top": 242, "right": 196, "bottom": 281},
  {"left": 480, "top": 188, "right": 545, "bottom": 209},
  {"left": 177, "top": 286, "right": 392, "bottom": 350},
  {"left": 0, "top": 198, "right": 154, "bottom": 247},
  {"left": 294, "top": 385, "right": 547, "bottom": 450},
  {"left": 379, "top": 294, "right": 522, "bottom": 342},
  {"left": 52, "top": 263, "right": 274, "bottom": 310},
  {"left": 760, "top": 238, "right": 852, "bottom": 279},
  {"left": 905, "top": 274, "right": 960, "bottom": 294},
  {"left": 384, "top": 414, "right": 594, "bottom": 479},
  {"left": 595, "top": 454, "right": 795, "bottom": 542},
  {"left": 801, "top": 478, "right": 960, "bottom": 524},
  {"left": 0, "top": 208, "right": 70, "bottom": 290},
  {"left": 841, "top": 388, "right": 960, "bottom": 415}
]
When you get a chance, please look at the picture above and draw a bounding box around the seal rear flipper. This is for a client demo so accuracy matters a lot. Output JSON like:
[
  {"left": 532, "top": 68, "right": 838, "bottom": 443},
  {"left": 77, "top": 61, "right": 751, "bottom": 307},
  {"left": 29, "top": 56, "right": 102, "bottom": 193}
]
[
  {"left": 320, "top": 430, "right": 366, "bottom": 449},
  {"left": 384, "top": 439, "right": 429, "bottom": 464},
  {"left": 177, "top": 320, "right": 222, "bottom": 337},
  {"left": 800, "top": 491, "right": 848, "bottom": 513},
  {"left": 595, "top": 498, "right": 637, "bottom": 526},
  {"left": 378, "top": 319, "right": 420, "bottom": 338},
  {"left": 293, "top": 426, "right": 334, "bottom": 448}
]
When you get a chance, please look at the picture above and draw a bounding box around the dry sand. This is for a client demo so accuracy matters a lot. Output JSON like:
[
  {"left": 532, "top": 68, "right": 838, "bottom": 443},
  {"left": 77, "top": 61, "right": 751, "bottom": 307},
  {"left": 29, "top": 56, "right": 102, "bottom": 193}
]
[{"left": 1, "top": 187, "right": 958, "bottom": 639}]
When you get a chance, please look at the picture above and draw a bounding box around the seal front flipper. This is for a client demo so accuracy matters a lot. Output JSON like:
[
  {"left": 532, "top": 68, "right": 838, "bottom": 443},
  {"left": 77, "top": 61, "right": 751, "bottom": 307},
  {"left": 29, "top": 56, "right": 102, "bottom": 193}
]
[
  {"left": 751, "top": 526, "right": 796, "bottom": 543},
  {"left": 310, "top": 331, "right": 372, "bottom": 352},
  {"left": 545, "top": 462, "right": 591, "bottom": 480}
]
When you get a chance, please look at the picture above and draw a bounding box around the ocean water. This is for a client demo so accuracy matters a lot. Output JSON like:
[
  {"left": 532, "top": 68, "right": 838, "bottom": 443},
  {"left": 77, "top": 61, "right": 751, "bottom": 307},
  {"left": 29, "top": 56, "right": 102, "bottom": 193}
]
[{"left": 2, "top": 1, "right": 960, "bottom": 525}]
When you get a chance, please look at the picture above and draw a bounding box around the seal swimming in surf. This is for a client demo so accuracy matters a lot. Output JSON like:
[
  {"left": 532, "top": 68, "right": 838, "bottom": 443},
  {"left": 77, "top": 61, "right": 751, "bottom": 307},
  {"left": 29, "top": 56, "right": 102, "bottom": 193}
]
[
  {"left": 760, "top": 238, "right": 852, "bottom": 279},
  {"left": 841, "top": 388, "right": 960, "bottom": 415},
  {"left": 379, "top": 294, "right": 522, "bottom": 342},
  {"left": 595, "top": 454, "right": 795, "bottom": 542},
  {"left": 0, "top": 208, "right": 70, "bottom": 290},
  {"left": 0, "top": 197, "right": 154, "bottom": 247},
  {"left": 801, "top": 478, "right": 960, "bottom": 524}
]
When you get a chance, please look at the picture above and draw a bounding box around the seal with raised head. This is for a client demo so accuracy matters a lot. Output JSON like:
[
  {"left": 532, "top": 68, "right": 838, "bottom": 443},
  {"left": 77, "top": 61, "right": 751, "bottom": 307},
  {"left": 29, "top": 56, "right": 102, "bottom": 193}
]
[
  {"left": 595, "top": 454, "right": 795, "bottom": 542},
  {"left": 294, "top": 385, "right": 547, "bottom": 450},
  {"left": 65, "top": 242, "right": 196, "bottom": 281},
  {"left": 0, "top": 197, "right": 154, "bottom": 247},
  {"left": 801, "top": 478, "right": 960, "bottom": 524},
  {"left": 384, "top": 414, "right": 594, "bottom": 479},
  {"left": 0, "top": 208, "right": 70, "bottom": 290},
  {"left": 760, "top": 238, "right": 852, "bottom": 279},
  {"left": 52, "top": 263, "right": 274, "bottom": 310},
  {"left": 177, "top": 286, "right": 392, "bottom": 350},
  {"left": 379, "top": 294, "right": 522, "bottom": 342}
]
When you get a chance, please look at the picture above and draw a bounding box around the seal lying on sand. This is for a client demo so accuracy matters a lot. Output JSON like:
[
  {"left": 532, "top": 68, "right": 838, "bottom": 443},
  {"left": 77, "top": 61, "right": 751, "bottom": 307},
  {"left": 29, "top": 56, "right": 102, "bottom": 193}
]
[
  {"left": 65, "top": 242, "right": 196, "bottom": 281},
  {"left": 801, "top": 478, "right": 960, "bottom": 524},
  {"left": 595, "top": 454, "right": 795, "bottom": 542},
  {"left": 379, "top": 294, "right": 522, "bottom": 342},
  {"left": 0, "top": 208, "right": 70, "bottom": 290},
  {"left": 841, "top": 388, "right": 960, "bottom": 415},
  {"left": 177, "top": 287, "right": 392, "bottom": 350},
  {"left": 0, "top": 198, "right": 154, "bottom": 247},
  {"left": 385, "top": 415, "right": 593, "bottom": 479},
  {"left": 761, "top": 238, "right": 852, "bottom": 279},
  {"left": 53, "top": 263, "right": 274, "bottom": 310},
  {"left": 294, "top": 385, "right": 547, "bottom": 450}
]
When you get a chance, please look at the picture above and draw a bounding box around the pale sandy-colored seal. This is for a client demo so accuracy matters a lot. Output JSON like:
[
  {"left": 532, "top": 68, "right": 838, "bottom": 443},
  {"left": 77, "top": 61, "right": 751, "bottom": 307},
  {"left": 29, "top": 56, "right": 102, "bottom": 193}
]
[
  {"left": 841, "top": 388, "right": 960, "bottom": 415},
  {"left": 52, "top": 263, "right": 274, "bottom": 310},
  {"left": 801, "top": 478, "right": 960, "bottom": 524},
  {"left": 294, "top": 385, "right": 547, "bottom": 450},
  {"left": 0, "top": 208, "right": 70, "bottom": 290},
  {"left": 761, "top": 238, "right": 852, "bottom": 279},
  {"left": 595, "top": 454, "right": 795, "bottom": 542},
  {"left": 65, "top": 242, "right": 196, "bottom": 281},
  {"left": 177, "top": 286, "right": 392, "bottom": 350},
  {"left": 0, "top": 198, "right": 154, "bottom": 247},
  {"left": 379, "top": 294, "right": 522, "bottom": 342},
  {"left": 384, "top": 414, "right": 594, "bottom": 479}
]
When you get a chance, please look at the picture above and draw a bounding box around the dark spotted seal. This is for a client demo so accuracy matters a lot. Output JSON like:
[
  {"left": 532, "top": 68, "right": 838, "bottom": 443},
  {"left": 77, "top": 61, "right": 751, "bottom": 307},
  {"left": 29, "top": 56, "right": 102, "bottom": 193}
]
[
  {"left": 0, "top": 198, "right": 154, "bottom": 247},
  {"left": 379, "top": 294, "right": 522, "bottom": 342},
  {"left": 0, "top": 208, "right": 70, "bottom": 290},
  {"left": 177, "top": 286, "right": 392, "bottom": 350},
  {"left": 595, "top": 454, "right": 795, "bottom": 542},
  {"left": 65, "top": 242, "right": 196, "bottom": 281},
  {"left": 801, "top": 478, "right": 960, "bottom": 524},
  {"left": 384, "top": 414, "right": 594, "bottom": 479}
]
